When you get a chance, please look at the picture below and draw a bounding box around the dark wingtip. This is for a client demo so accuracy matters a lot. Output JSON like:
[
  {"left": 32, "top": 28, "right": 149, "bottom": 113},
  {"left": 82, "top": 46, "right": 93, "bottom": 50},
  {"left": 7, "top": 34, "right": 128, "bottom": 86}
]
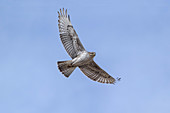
[{"left": 68, "top": 15, "right": 70, "bottom": 21}]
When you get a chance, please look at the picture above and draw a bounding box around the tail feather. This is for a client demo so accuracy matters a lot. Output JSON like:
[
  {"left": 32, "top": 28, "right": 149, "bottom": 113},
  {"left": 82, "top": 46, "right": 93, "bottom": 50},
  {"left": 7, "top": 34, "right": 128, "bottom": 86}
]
[{"left": 57, "top": 60, "right": 76, "bottom": 77}]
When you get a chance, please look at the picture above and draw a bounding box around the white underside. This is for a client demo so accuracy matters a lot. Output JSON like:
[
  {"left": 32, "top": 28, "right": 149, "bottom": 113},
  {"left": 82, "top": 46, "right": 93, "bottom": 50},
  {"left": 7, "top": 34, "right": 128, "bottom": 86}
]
[{"left": 71, "top": 51, "right": 92, "bottom": 66}]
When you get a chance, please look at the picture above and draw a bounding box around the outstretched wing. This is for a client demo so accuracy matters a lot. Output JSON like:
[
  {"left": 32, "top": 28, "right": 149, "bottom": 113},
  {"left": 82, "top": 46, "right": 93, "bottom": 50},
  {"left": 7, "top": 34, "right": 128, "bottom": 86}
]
[
  {"left": 58, "top": 8, "right": 85, "bottom": 59},
  {"left": 79, "top": 61, "right": 116, "bottom": 84}
]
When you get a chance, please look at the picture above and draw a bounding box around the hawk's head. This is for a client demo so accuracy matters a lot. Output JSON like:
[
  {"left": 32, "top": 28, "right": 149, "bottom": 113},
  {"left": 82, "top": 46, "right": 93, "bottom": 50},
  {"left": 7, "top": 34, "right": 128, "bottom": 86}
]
[{"left": 89, "top": 52, "right": 96, "bottom": 57}]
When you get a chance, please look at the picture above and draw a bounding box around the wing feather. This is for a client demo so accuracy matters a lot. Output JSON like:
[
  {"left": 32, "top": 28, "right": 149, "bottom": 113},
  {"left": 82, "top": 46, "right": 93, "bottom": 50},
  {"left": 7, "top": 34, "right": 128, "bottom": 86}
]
[
  {"left": 79, "top": 61, "right": 116, "bottom": 84},
  {"left": 58, "top": 8, "right": 85, "bottom": 59}
]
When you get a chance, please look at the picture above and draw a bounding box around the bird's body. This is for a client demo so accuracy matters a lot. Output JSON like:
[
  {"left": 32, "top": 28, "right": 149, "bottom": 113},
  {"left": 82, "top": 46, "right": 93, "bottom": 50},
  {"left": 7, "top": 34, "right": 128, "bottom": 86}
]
[
  {"left": 57, "top": 8, "right": 118, "bottom": 84},
  {"left": 71, "top": 51, "right": 93, "bottom": 66}
]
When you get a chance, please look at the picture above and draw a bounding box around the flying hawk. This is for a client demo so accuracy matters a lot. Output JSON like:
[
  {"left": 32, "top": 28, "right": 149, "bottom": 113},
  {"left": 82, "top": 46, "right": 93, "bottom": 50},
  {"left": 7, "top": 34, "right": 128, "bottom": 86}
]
[{"left": 57, "top": 8, "right": 118, "bottom": 84}]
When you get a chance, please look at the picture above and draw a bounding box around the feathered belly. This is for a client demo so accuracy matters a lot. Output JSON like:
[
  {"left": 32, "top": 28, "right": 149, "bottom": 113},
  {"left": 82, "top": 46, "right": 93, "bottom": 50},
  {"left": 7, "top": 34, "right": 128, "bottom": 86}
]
[{"left": 71, "top": 51, "right": 91, "bottom": 66}]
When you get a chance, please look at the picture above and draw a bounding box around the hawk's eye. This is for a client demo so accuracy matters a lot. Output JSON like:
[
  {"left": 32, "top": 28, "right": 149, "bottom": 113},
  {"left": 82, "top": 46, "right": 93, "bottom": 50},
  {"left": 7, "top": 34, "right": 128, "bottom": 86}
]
[{"left": 90, "top": 52, "right": 95, "bottom": 56}]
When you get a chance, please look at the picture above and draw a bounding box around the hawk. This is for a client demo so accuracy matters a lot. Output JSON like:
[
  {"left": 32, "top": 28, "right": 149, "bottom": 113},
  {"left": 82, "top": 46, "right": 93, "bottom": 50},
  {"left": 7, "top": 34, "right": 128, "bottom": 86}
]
[{"left": 57, "top": 8, "right": 118, "bottom": 84}]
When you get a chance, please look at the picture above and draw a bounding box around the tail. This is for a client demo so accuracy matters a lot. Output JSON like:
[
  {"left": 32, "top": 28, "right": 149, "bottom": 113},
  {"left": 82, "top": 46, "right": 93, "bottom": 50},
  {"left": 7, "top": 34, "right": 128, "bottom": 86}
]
[{"left": 57, "top": 60, "right": 76, "bottom": 77}]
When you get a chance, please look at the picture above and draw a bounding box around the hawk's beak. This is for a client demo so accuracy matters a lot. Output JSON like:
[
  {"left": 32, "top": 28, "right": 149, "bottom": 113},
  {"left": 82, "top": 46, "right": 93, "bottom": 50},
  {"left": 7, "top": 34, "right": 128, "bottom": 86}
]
[{"left": 90, "top": 52, "right": 96, "bottom": 56}]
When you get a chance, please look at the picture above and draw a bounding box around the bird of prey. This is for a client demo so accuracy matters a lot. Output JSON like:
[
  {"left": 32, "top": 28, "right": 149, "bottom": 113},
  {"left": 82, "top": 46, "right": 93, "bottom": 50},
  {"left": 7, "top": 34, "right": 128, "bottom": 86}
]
[{"left": 57, "top": 8, "right": 118, "bottom": 84}]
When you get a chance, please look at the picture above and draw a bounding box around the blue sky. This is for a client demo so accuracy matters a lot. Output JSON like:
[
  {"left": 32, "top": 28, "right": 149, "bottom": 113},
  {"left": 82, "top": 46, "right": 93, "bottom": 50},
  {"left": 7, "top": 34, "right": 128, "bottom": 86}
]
[{"left": 0, "top": 0, "right": 170, "bottom": 113}]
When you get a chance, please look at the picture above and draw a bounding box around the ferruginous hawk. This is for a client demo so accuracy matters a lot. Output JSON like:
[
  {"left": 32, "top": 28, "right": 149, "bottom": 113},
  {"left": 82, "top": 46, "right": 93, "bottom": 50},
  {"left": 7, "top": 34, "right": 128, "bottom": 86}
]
[{"left": 57, "top": 8, "right": 119, "bottom": 84}]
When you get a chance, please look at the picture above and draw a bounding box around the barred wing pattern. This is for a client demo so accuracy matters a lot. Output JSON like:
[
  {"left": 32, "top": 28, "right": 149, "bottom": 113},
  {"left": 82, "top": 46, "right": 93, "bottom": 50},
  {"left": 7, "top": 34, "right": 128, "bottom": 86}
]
[
  {"left": 58, "top": 9, "right": 85, "bottom": 59},
  {"left": 79, "top": 61, "right": 116, "bottom": 84}
]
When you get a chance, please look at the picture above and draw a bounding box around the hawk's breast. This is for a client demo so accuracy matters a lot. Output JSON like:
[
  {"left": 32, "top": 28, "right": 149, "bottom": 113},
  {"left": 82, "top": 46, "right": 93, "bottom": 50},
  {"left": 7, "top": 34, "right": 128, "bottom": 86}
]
[{"left": 72, "top": 51, "right": 91, "bottom": 66}]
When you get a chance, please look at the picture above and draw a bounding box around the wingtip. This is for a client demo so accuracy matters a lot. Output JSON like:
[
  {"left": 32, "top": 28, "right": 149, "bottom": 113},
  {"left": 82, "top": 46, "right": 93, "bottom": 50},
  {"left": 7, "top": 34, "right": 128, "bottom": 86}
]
[
  {"left": 60, "top": 8, "right": 62, "bottom": 15},
  {"left": 58, "top": 8, "right": 69, "bottom": 18},
  {"left": 109, "top": 77, "right": 121, "bottom": 85},
  {"left": 68, "top": 15, "right": 70, "bottom": 21},
  {"left": 57, "top": 11, "right": 60, "bottom": 17},
  {"left": 63, "top": 8, "right": 64, "bottom": 15},
  {"left": 65, "top": 9, "right": 67, "bottom": 17}
]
